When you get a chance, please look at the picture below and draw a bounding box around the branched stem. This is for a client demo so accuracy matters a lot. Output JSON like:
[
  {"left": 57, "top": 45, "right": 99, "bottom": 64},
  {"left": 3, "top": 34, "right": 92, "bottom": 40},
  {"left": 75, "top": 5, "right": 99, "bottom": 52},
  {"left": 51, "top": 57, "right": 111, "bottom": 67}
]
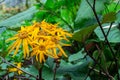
[
  {"left": 106, "top": 22, "right": 113, "bottom": 37},
  {"left": 86, "top": 0, "right": 119, "bottom": 79}
]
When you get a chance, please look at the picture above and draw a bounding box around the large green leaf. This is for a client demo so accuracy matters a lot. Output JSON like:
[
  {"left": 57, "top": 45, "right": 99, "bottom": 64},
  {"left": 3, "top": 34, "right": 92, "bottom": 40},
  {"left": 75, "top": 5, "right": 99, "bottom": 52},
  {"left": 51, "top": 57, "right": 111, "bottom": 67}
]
[
  {"left": 0, "top": 6, "right": 38, "bottom": 28},
  {"left": 58, "top": 56, "right": 92, "bottom": 72},
  {"left": 57, "top": 57, "right": 92, "bottom": 80},
  {"left": 0, "top": 27, "right": 6, "bottom": 34},
  {"left": 46, "top": 56, "right": 92, "bottom": 80},
  {"left": 24, "top": 65, "right": 38, "bottom": 77},
  {"left": 69, "top": 49, "right": 86, "bottom": 62},
  {"left": 94, "top": 23, "right": 120, "bottom": 43},
  {"left": 116, "top": 12, "right": 120, "bottom": 23},
  {"left": 72, "top": 24, "right": 97, "bottom": 42},
  {"left": 42, "top": 66, "right": 61, "bottom": 80},
  {"left": 0, "top": 63, "right": 8, "bottom": 70},
  {"left": 75, "top": 0, "right": 109, "bottom": 29}
]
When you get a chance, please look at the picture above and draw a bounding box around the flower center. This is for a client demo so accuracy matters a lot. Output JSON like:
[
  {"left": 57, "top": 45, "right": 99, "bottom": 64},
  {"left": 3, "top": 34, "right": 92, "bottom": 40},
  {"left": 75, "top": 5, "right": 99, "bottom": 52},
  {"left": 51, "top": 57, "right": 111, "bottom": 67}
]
[
  {"left": 51, "top": 37, "right": 59, "bottom": 44},
  {"left": 39, "top": 45, "right": 46, "bottom": 51},
  {"left": 18, "top": 31, "right": 28, "bottom": 39},
  {"left": 38, "top": 31, "right": 47, "bottom": 36}
]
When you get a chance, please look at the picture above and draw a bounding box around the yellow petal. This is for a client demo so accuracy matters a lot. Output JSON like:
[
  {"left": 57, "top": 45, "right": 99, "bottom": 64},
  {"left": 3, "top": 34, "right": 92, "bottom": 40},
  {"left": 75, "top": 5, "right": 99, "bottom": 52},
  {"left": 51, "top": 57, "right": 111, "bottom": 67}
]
[
  {"left": 6, "top": 37, "right": 18, "bottom": 42},
  {"left": 57, "top": 45, "right": 68, "bottom": 57},
  {"left": 13, "top": 39, "right": 22, "bottom": 56},
  {"left": 36, "top": 53, "right": 39, "bottom": 61},
  {"left": 53, "top": 48, "right": 58, "bottom": 58},
  {"left": 24, "top": 39, "right": 29, "bottom": 57},
  {"left": 42, "top": 53, "right": 46, "bottom": 62},
  {"left": 9, "top": 68, "right": 17, "bottom": 72},
  {"left": 23, "top": 39, "right": 26, "bottom": 58},
  {"left": 39, "top": 52, "right": 42, "bottom": 63},
  {"left": 8, "top": 39, "right": 20, "bottom": 54},
  {"left": 18, "top": 70, "right": 23, "bottom": 75}
]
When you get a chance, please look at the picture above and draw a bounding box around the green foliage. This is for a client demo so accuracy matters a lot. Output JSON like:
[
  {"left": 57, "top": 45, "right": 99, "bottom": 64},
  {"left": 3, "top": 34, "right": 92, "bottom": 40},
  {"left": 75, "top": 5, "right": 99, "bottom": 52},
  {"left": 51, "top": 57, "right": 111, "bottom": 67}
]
[
  {"left": 75, "top": 0, "right": 109, "bottom": 29},
  {"left": 72, "top": 24, "right": 97, "bottom": 42},
  {"left": 0, "top": 0, "right": 120, "bottom": 80},
  {"left": 68, "top": 49, "right": 86, "bottom": 62},
  {"left": 94, "top": 24, "right": 120, "bottom": 43}
]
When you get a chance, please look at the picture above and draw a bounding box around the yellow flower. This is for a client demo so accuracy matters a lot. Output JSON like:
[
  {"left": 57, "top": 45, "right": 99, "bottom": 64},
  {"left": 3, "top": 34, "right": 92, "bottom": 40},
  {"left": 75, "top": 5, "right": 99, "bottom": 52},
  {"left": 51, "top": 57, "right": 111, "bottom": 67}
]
[
  {"left": 30, "top": 21, "right": 41, "bottom": 39},
  {"left": 31, "top": 40, "right": 58, "bottom": 63},
  {"left": 6, "top": 27, "right": 32, "bottom": 58},
  {"left": 6, "top": 20, "right": 72, "bottom": 63},
  {"left": 50, "top": 36, "right": 70, "bottom": 57},
  {"left": 9, "top": 62, "right": 23, "bottom": 75}
]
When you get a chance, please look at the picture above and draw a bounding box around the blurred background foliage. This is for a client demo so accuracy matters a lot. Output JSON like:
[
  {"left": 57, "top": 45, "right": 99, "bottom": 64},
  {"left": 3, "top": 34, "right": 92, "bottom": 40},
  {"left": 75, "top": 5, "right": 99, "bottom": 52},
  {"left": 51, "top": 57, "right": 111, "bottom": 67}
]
[{"left": 0, "top": 0, "right": 120, "bottom": 80}]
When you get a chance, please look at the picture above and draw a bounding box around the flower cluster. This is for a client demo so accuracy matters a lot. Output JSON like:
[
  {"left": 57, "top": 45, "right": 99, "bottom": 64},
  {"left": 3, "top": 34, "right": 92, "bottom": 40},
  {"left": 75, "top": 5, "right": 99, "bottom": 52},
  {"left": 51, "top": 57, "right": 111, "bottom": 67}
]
[
  {"left": 6, "top": 20, "right": 72, "bottom": 63},
  {"left": 8, "top": 62, "right": 23, "bottom": 75}
]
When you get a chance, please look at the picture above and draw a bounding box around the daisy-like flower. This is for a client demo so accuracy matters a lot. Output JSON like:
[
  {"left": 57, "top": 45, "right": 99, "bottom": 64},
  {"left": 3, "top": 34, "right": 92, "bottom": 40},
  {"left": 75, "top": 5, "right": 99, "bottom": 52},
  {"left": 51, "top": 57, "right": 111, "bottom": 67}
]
[
  {"left": 6, "top": 27, "right": 32, "bottom": 58},
  {"left": 6, "top": 20, "right": 72, "bottom": 63},
  {"left": 31, "top": 40, "right": 58, "bottom": 63},
  {"left": 9, "top": 62, "right": 23, "bottom": 75}
]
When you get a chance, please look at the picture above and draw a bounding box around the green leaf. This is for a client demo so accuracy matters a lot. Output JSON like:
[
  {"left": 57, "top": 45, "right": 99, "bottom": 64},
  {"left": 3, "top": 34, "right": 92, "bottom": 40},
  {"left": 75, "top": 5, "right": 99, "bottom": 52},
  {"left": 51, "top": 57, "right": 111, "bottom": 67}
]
[
  {"left": 60, "top": 9, "right": 72, "bottom": 24},
  {"left": 0, "top": 27, "right": 6, "bottom": 34},
  {"left": 72, "top": 24, "right": 98, "bottom": 42},
  {"left": 104, "top": 2, "right": 120, "bottom": 13},
  {"left": 44, "top": 0, "right": 55, "bottom": 9},
  {"left": 57, "top": 57, "right": 92, "bottom": 80},
  {"left": 34, "top": 11, "right": 47, "bottom": 21},
  {"left": 75, "top": 0, "right": 108, "bottom": 29},
  {"left": 0, "top": 6, "right": 38, "bottom": 28},
  {"left": 0, "top": 63, "right": 8, "bottom": 69},
  {"left": 69, "top": 49, "right": 86, "bottom": 62},
  {"left": 46, "top": 57, "right": 92, "bottom": 80},
  {"left": 102, "top": 12, "right": 116, "bottom": 23},
  {"left": 0, "top": 71, "right": 6, "bottom": 76},
  {"left": 104, "top": 47, "right": 113, "bottom": 61},
  {"left": 94, "top": 23, "right": 120, "bottom": 43},
  {"left": 116, "top": 12, "right": 120, "bottom": 23},
  {"left": 24, "top": 65, "right": 38, "bottom": 76},
  {"left": 42, "top": 66, "right": 61, "bottom": 80}
]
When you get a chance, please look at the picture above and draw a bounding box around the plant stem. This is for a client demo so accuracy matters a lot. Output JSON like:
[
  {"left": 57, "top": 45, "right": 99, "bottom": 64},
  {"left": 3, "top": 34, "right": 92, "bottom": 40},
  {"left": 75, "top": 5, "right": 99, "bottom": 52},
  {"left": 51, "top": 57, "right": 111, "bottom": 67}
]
[
  {"left": 38, "top": 65, "right": 43, "bottom": 80},
  {"left": 86, "top": 0, "right": 119, "bottom": 79},
  {"left": 106, "top": 22, "right": 113, "bottom": 37},
  {"left": 53, "top": 59, "right": 60, "bottom": 80}
]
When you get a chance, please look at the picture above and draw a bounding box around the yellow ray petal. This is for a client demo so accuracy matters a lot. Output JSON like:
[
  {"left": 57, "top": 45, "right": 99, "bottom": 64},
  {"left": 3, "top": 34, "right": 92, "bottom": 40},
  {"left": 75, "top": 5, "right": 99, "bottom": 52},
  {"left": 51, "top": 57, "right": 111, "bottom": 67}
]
[
  {"left": 39, "top": 52, "right": 42, "bottom": 63},
  {"left": 31, "top": 51, "right": 36, "bottom": 57},
  {"left": 53, "top": 48, "right": 58, "bottom": 58},
  {"left": 36, "top": 53, "right": 39, "bottom": 61},
  {"left": 42, "top": 53, "right": 45, "bottom": 62},
  {"left": 8, "top": 39, "right": 20, "bottom": 54},
  {"left": 57, "top": 45, "right": 68, "bottom": 57},
  {"left": 13, "top": 39, "right": 22, "bottom": 56},
  {"left": 46, "top": 51, "right": 58, "bottom": 58},
  {"left": 6, "top": 37, "right": 18, "bottom": 42},
  {"left": 23, "top": 39, "right": 26, "bottom": 58},
  {"left": 24, "top": 39, "right": 29, "bottom": 57}
]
